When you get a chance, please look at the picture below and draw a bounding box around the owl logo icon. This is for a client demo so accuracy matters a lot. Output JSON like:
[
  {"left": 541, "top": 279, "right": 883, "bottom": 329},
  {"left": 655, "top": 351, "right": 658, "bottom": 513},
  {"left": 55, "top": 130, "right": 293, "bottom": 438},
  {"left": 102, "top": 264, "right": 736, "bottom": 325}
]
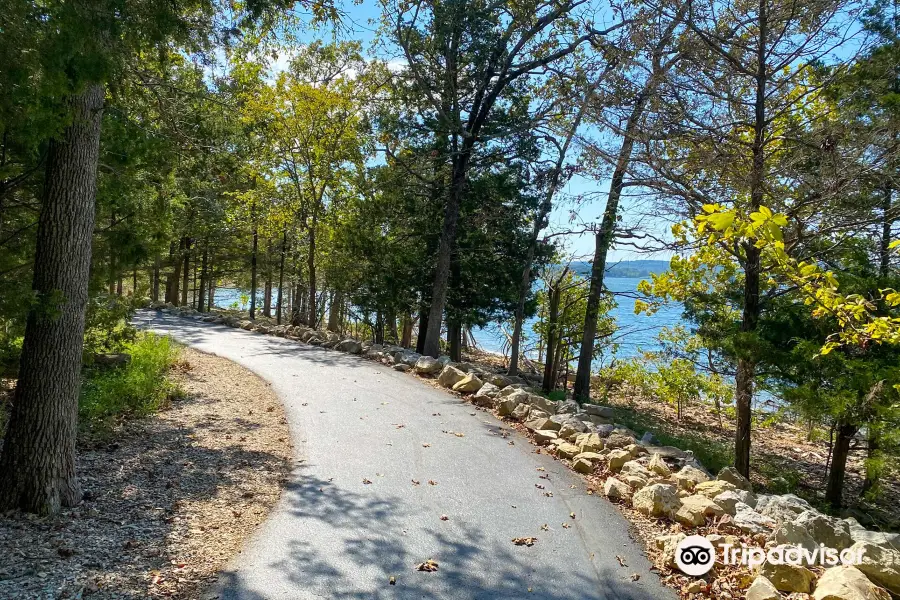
[{"left": 675, "top": 535, "right": 715, "bottom": 576}]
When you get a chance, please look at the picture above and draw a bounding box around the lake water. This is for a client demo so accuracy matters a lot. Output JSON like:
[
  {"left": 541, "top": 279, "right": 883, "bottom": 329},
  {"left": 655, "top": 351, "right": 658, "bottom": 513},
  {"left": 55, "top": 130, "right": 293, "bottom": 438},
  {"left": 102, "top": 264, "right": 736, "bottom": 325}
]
[{"left": 213, "top": 277, "right": 683, "bottom": 362}]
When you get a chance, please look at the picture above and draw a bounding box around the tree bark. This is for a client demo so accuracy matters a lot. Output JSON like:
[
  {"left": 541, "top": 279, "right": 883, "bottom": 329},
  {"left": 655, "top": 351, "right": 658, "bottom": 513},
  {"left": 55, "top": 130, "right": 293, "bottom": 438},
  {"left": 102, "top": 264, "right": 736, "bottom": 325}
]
[
  {"left": 328, "top": 291, "right": 343, "bottom": 332},
  {"left": 263, "top": 279, "right": 272, "bottom": 318},
  {"left": 416, "top": 300, "right": 429, "bottom": 354},
  {"left": 308, "top": 213, "right": 317, "bottom": 328},
  {"left": 422, "top": 143, "right": 472, "bottom": 357},
  {"left": 826, "top": 421, "right": 858, "bottom": 509},
  {"left": 197, "top": 244, "right": 208, "bottom": 312},
  {"left": 277, "top": 231, "right": 287, "bottom": 325},
  {"left": 542, "top": 280, "right": 562, "bottom": 394},
  {"left": 448, "top": 319, "right": 461, "bottom": 362},
  {"left": 152, "top": 254, "right": 160, "bottom": 302},
  {"left": 180, "top": 237, "right": 190, "bottom": 307},
  {"left": 0, "top": 84, "right": 104, "bottom": 514},
  {"left": 401, "top": 313, "right": 413, "bottom": 348},
  {"left": 249, "top": 201, "right": 258, "bottom": 320}
]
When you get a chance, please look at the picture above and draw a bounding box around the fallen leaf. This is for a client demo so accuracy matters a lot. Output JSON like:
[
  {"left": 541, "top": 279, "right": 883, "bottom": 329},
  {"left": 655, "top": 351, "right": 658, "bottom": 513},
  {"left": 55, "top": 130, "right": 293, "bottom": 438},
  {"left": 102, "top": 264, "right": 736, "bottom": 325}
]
[
  {"left": 536, "top": 467, "right": 545, "bottom": 472},
  {"left": 569, "top": 512, "right": 576, "bottom": 519},
  {"left": 534, "top": 484, "right": 545, "bottom": 490},
  {"left": 389, "top": 576, "right": 396, "bottom": 585},
  {"left": 543, "top": 492, "right": 553, "bottom": 497},
  {"left": 416, "top": 559, "right": 439, "bottom": 572},
  {"left": 440, "top": 514, "right": 449, "bottom": 521},
  {"left": 562, "top": 523, "right": 571, "bottom": 529},
  {"left": 454, "top": 432, "right": 465, "bottom": 437},
  {"left": 411, "top": 479, "right": 420, "bottom": 485},
  {"left": 630, "top": 573, "right": 641, "bottom": 582},
  {"left": 428, "top": 480, "right": 438, "bottom": 486},
  {"left": 362, "top": 478, "right": 373, "bottom": 484},
  {"left": 540, "top": 524, "right": 549, "bottom": 531},
  {"left": 512, "top": 537, "right": 537, "bottom": 547},
  {"left": 422, "top": 443, "right": 431, "bottom": 448},
  {"left": 616, "top": 555, "right": 628, "bottom": 567}
]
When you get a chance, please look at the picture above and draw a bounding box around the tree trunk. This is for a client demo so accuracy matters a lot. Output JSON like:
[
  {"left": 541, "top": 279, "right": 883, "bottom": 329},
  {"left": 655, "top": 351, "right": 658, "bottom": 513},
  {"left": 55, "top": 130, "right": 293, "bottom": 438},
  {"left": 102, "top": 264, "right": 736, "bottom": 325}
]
[
  {"left": 826, "top": 422, "right": 858, "bottom": 509},
  {"left": 861, "top": 426, "right": 881, "bottom": 497},
  {"left": 415, "top": 301, "right": 429, "bottom": 354},
  {"left": 207, "top": 257, "right": 215, "bottom": 310},
  {"left": 308, "top": 214, "right": 317, "bottom": 328},
  {"left": 328, "top": 291, "right": 343, "bottom": 332},
  {"left": 263, "top": 279, "right": 272, "bottom": 318},
  {"left": 879, "top": 185, "right": 892, "bottom": 279},
  {"left": 542, "top": 281, "right": 562, "bottom": 393},
  {"left": 168, "top": 239, "right": 183, "bottom": 305},
  {"left": 197, "top": 244, "right": 208, "bottom": 312},
  {"left": 249, "top": 202, "right": 258, "bottom": 320},
  {"left": 277, "top": 231, "right": 287, "bottom": 325},
  {"left": 0, "top": 84, "right": 104, "bottom": 514},
  {"left": 180, "top": 237, "right": 190, "bottom": 307},
  {"left": 375, "top": 312, "right": 384, "bottom": 345},
  {"left": 401, "top": 313, "right": 413, "bottom": 348},
  {"left": 152, "top": 254, "right": 160, "bottom": 302},
  {"left": 422, "top": 144, "right": 472, "bottom": 357},
  {"left": 448, "top": 319, "right": 461, "bottom": 362}
]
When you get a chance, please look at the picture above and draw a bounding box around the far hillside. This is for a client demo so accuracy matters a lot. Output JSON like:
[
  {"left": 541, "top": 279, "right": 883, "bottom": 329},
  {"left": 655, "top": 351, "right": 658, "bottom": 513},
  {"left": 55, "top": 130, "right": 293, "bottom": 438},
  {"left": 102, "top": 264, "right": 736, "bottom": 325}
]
[{"left": 570, "top": 259, "right": 671, "bottom": 279}]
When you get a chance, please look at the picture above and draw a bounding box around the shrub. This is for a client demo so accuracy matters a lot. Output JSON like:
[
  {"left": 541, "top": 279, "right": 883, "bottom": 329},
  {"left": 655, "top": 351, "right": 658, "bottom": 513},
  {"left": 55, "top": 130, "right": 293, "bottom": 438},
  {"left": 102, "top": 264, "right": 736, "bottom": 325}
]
[{"left": 79, "top": 333, "right": 181, "bottom": 431}]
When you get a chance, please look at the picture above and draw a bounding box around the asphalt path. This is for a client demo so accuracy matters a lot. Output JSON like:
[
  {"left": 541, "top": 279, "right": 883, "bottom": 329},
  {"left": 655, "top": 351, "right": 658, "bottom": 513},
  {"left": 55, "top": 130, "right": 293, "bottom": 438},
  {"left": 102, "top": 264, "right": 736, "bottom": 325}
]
[{"left": 136, "top": 310, "right": 676, "bottom": 600}]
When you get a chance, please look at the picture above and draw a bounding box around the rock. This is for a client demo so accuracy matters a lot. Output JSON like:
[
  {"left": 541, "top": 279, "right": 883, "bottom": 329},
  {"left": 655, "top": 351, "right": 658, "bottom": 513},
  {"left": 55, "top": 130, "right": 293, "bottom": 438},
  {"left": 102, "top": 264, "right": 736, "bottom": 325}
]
[
  {"left": 497, "top": 398, "right": 518, "bottom": 416},
  {"left": 694, "top": 480, "right": 737, "bottom": 500},
  {"left": 533, "top": 430, "right": 559, "bottom": 445},
  {"left": 604, "top": 477, "right": 632, "bottom": 501},
  {"left": 594, "top": 423, "right": 616, "bottom": 437},
  {"left": 511, "top": 403, "right": 532, "bottom": 421},
  {"left": 528, "top": 394, "right": 557, "bottom": 415},
  {"left": 576, "top": 433, "right": 604, "bottom": 453},
  {"left": 640, "top": 431, "right": 659, "bottom": 446},
  {"left": 607, "top": 449, "right": 632, "bottom": 472},
  {"left": 673, "top": 465, "right": 710, "bottom": 491},
  {"left": 745, "top": 576, "right": 781, "bottom": 600},
  {"left": 487, "top": 374, "right": 512, "bottom": 388},
  {"left": 573, "top": 458, "right": 594, "bottom": 474},
  {"left": 846, "top": 519, "right": 900, "bottom": 551},
  {"left": 556, "top": 400, "right": 580, "bottom": 414},
  {"left": 93, "top": 353, "right": 131, "bottom": 368},
  {"left": 550, "top": 414, "right": 588, "bottom": 434},
  {"left": 633, "top": 483, "right": 681, "bottom": 519},
  {"left": 675, "top": 495, "right": 725, "bottom": 527},
  {"left": 437, "top": 355, "right": 452, "bottom": 366},
  {"left": 585, "top": 404, "right": 615, "bottom": 419},
  {"left": 757, "top": 559, "right": 816, "bottom": 594},
  {"left": 714, "top": 491, "right": 747, "bottom": 515},
  {"left": 813, "top": 565, "right": 891, "bottom": 600},
  {"left": 336, "top": 339, "right": 363, "bottom": 353},
  {"left": 757, "top": 494, "right": 813, "bottom": 524},
  {"left": 605, "top": 433, "right": 634, "bottom": 449},
  {"left": 621, "top": 460, "right": 651, "bottom": 479},
  {"left": 524, "top": 417, "right": 553, "bottom": 431},
  {"left": 655, "top": 533, "right": 686, "bottom": 569},
  {"left": 499, "top": 386, "right": 527, "bottom": 398},
  {"left": 393, "top": 363, "right": 411, "bottom": 372},
  {"left": 557, "top": 442, "right": 580, "bottom": 459},
  {"left": 796, "top": 510, "right": 853, "bottom": 551},
  {"left": 624, "top": 475, "right": 649, "bottom": 490},
  {"left": 735, "top": 489, "right": 758, "bottom": 508},
  {"left": 452, "top": 373, "right": 483, "bottom": 393},
  {"left": 716, "top": 466, "right": 752, "bottom": 491},
  {"left": 648, "top": 453, "right": 672, "bottom": 477},
  {"left": 438, "top": 365, "right": 467, "bottom": 388},
  {"left": 685, "top": 580, "right": 703, "bottom": 594},
  {"left": 624, "top": 443, "right": 647, "bottom": 457},
  {"left": 414, "top": 356, "right": 443, "bottom": 375},
  {"left": 557, "top": 423, "right": 580, "bottom": 441},
  {"left": 852, "top": 540, "right": 900, "bottom": 595},
  {"left": 647, "top": 445, "right": 693, "bottom": 460},
  {"left": 734, "top": 502, "right": 777, "bottom": 535},
  {"left": 574, "top": 452, "right": 604, "bottom": 463},
  {"left": 472, "top": 382, "right": 501, "bottom": 407}
]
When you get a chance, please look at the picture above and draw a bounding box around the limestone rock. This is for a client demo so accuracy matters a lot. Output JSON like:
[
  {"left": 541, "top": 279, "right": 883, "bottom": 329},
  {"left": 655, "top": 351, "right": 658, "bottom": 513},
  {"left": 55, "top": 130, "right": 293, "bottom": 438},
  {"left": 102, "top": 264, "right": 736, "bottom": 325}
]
[
  {"left": 624, "top": 475, "right": 649, "bottom": 490},
  {"left": 714, "top": 490, "right": 746, "bottom": 515},
  {"left": 487, "top": 374, "right": 512, "bottom": 389},
  {"left": 745, "top": 576, "right": 781, "bottom": 600},
  {"left": 452, "top": 373, "right": 484, "bottom": 393},
  {"left": 813, "top": 565, "right": 891, "bottom": 600},
  {"left": 757, "top": 560, "right": 816, "bottom": 594},
  {"left": 585, "top": 404, "right": 615, "bottom": 419},
  {"left": 633, "top": 483, "right": 681, "bottom": 519},
  {"left": 605, "top": 433, "right": 635, "bottom": 449},
  {"left": 573, "top": 458, "right": 594, "bottom": 474},
  {"left": 438, "top": 365, "right": 467, "bottom": 388},
  {"left": 620, "top": 460, "right": 652, "bottom": 479},
  {"left": 673, "top": 465, "right": 710, "bottom": 491},
  {"left": 675, "top": 494, "right": 725, "bottom": 527},
  {"left": 734, "top": 502, "right": 777, "bottom": 535},
  {"left": 694, "top": 480, "right": 737, "bottom": 500},
  {"left": 607, "top": 449, "right": 632, "bottom": 472},
  {"left": 757, "top": 494, "right": 813, "bottom": 524},
  {"left": 556, "top": 400, "right": 580, "bottom": 414},
  {"left": 648, "top": 453, "right": 672, "bottom": 476},
  {"left": 497, "top": 397, "right": 518, "bottom": 416},
  {"left": 511, "top": 403, "right": 531, "bottom": 421},
  {"left": 528, "top": 394, "right": 556, "bottom": 415},
  {"left": 533, "top": 430, "right": 559, "bottom": 445},
  {"left": 524, "top": 417, "right": 552, "bottom": 431},
  {"left": 472, "top": 382, "right": 501, "bottom": 407},
  {"left": 557, "top": 442, "right": 580, "bottom": 459},
  {"left": 604, "top": 477, "right": 632, "bottom": 501},
  {"left": 576, "top": 433, "right": 604, "bottom": 453},
  {"left": 393, "top": 363, "right": 411, "bottom": 372},
  {"left": 414, "top": 356, "right": 443, "bottom": 375},
  {"left": 655, "top": 533, "right": 686, "bottom": 569},
  {"left": 574, "top": 452, "right": 604, "bottom": 463},
  {"left": 716, "top": 466, "right": 752, "bottom": 490},
  {"left": 557, "top": 422, "right": 581, "bottom": 441},
  {"left": 796, "top": 510, "right": 853, "bottom": 551},
  {"left": 852, "top": 540, "right": 900, "bottom": 596}
]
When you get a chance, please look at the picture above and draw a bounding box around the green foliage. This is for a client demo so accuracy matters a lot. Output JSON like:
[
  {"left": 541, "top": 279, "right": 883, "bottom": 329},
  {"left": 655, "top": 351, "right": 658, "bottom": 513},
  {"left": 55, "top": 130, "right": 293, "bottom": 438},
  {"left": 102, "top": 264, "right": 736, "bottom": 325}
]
[
  {"left": 82, "top": 294, "right": 139, "bottom": 358},
  {"left": 79, "top": 333, "right": 181, "bottom": 433}
]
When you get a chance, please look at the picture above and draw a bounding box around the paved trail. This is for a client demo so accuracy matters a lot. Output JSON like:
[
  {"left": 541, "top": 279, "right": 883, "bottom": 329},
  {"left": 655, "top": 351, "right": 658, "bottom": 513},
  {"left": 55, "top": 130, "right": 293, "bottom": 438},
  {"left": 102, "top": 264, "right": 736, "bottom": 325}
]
[{"left": 138, "top": 311, "right": 676, "bottom": 600}]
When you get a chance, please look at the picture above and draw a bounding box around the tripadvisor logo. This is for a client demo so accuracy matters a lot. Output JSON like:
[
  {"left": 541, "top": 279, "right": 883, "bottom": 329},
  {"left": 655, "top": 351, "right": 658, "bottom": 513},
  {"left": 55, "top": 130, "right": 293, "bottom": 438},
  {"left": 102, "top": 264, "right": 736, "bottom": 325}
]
[{"left": 674, "top": 535, "right": 868, "bottom": 577}]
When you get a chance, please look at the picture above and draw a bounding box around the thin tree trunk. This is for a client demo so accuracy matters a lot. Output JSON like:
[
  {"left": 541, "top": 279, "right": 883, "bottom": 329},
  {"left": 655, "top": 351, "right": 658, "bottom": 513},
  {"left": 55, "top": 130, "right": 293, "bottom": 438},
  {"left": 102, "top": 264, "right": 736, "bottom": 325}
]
[
  {"left": 197, "top": 244, "right": 208, "bottom": 312},
  {"left": 542, "top": 280, "right": 562, "bottom": 394},
  {"left": 180, "top": 237, "right": 190, "bottom": 307},
  {"left": 277, "top": 231, "right": 287, "bottom": 325},
  {"left": 308, "top": 213, "right": 317, "bottom": 328},
  {"left": 207, "top": 257, "right": 215, "bottom": 311},
  {"left": 0, "top": 84, "right": 104, "bottom": 514},
  {"left": 152, "top": 254, "right": 160, "bottom": 302},
  {"left": 263, "top": 279, "right": 272, "bottom": 318},
  {"left": 416, "top": 301, "right": 429, "bottom": 354},
  {"left": 328, "top": 291, "right": 343, "bottom": 332},
  {"left": 249, "top": 201, "right": 258, "bottom": 320},
  {"left": 826, "top": 422, "right": 858, "bottom": 509},
  {"left": 448, "top": 319, "right": 461, "bottom": 362},
  {"left": 401, "top": 313, "right": 413, "bottom": 348},
  {"left": 423, "top": 144, "right": 472, "bottom": 357}
]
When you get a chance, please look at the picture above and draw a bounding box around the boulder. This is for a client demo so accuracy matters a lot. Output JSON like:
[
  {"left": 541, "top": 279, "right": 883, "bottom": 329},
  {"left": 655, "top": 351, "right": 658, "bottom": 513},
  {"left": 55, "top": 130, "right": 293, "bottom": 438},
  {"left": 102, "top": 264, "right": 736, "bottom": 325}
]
[
  {"left": 393, "top": 363, "right": 411, "bottom": 372},
  {"left": 745, "top": 576, "right": 781, "bottom": 600},
  {"left": 675, "top": 494, "right": 726, "bottom": 527},
  {"left": 648, "top": 453, "right": 672, "bottom": 477},
  {"left": 813, "top": 565, "right": 891, "bottom": 600},
  {"left": 734, "top": 502, "right": 777, "bottom": 535},
  {"left": 402, "top": 352, "right": 422, "bottom": 367},
  {"left": 585, "top": 404, "right": 615, "bottom": 419},
  {"left": 647, "top": 445, "right": 693, "bottom": 461},
  {"left": 852, "top": 540, "right": 900, "bottom": 595},
  {"left": 716, "top": 465, "right": 752, "bottom": 491},
  {"left": 607, "top": 449, "right": 632, "bottom": 472},
  {"left": 437, "top": 355, "right": 452, "bottom": 366},
  {"left": 524, "top": 417, "right": 553, "bottom": 432},
  {"left": 771, "top": 522, "right": 819, "bottom": 554},
  {"left": 574, "top": 452, "right": 604, "bottom": 463},
  {"left": 557, "top": 423, "right": 581, "bottom": 441},
  {"left": 486, "top": 374, "right": 512, "bottom": 389},
  {"left": 557, "top": 442, "right": 580, "bottom": 459},
  {"left": 573, "top": 458, "right": 594, "bottom": 474},
  {"left": 796, "top": 510, "right": 853, "bottom": 551},
  {"left": 472, "top": 382, "right": 501, "bottom": 408},
  {"left": 336, "top": 339, "right": 363, "bottom": 353},
  {"left": 414, "top": 356, "right": 443, "bottom": 375},
  {"left": 438, "top": 365, "right": 467, "bottom": 388},
  {"left": 604, "top": 433, "right": 635, "bottom": 449},
  {"left": 364, "top": 343, "right": 383, "bottom": 356},
  {"left": 604, "top": 477, "right": 632, "bottom": 502},
  {"left": 452, "top": 373, "right": 484, "bottom": 393},
  {"left": 620, "top": 460, "right": 652, "bottom": 479},
  {"left": 528, "top": 394, "right": 557, "bottom": 415},
  {"left": 511, "top": 403, "right": 532, "bottom": 421},
  {"left": 556, "top": 400, "right": 580, "bottom": 414},
  {"left": 640, "top": 431, "right": 659, "bottom": 446},
  {"left": 550, "top": 414, "right": 588, "bottom": 434},
  {"left": 673, "top": 465, "right": 710, "bottom": 491},
  {"left": 533, "top": 430, "right": 559, "bottom": 445},
  {"left": 655, "top": 533, "right": 686, "bottom": 569},
  {"left": 632, "top": 484, "right": 681, "bottom": 519},
  {"left": 624, "top": 475, "right": 649, "bottom": 490},
  {"left": 497, "top": 398, "right": 519, "bottom": 416},
  {"left": 624, "top": 443, "right": 647, "bottom": 457},
  {"left": 757, "top": 559, "right": 816, "bottom": 594},
  {"left": 694, "top": 480, "right": 737, "bottom": 500},
  {"left": 714, "top": 491, "right": 747, "bottom": 516},
  {"left": 757, "top": 494, "right": 813, "bottom": 524},
  {"left": 845, "top": 519, "right": 900, "bottom": 551},
  {"left": 576, "top": 433, "right": 604, "bottom": 453}
]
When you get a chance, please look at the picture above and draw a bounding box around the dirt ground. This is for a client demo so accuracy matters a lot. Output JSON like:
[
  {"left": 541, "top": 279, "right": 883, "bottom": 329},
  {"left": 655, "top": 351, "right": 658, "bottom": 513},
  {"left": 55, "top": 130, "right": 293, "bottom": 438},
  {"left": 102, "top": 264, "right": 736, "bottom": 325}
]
[{"left": 0, "top": 348, "right": 292, "bottom": 599}]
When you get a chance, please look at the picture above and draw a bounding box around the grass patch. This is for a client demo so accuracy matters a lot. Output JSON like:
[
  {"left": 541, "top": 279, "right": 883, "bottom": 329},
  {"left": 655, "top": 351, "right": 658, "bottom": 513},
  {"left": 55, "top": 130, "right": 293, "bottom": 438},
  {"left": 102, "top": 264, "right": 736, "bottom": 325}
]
[
  {"left": 606, "top": 404, "right": 732, "bottom": 473},
  {"left": 79, "top": 332, "right": 182, "bottom": 434}
]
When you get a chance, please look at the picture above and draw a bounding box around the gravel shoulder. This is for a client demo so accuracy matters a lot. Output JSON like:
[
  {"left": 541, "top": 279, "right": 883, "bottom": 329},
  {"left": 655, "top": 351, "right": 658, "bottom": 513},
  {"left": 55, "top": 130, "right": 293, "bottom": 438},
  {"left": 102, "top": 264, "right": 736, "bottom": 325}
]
[{"left": 0, "top": 348, "right": 292, "bottom": 599}]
